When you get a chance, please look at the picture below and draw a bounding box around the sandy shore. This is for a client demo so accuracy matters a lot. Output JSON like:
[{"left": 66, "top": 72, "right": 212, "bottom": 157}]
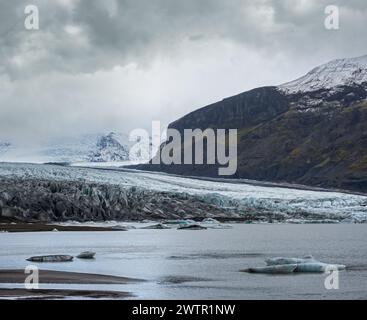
[
  {"left": 0, "top": 223, "right": 125, "bottom": 233},
  {"left": 0, "top": 269, "right": 142, "bottom": 299},
  {"left": 0, "top": 269, "right": 142, "bottom": 284},
  {"left": 0, "top": 288, "right": 131, "bottom": 299}
]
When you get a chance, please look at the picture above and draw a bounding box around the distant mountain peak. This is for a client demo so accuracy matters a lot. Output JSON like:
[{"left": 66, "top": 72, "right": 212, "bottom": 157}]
[
  {"left": 0, "top": 131, "right": 151, "bottom": 164},
  {"left": 0, "top": 141, "right": 11, "bottom": 155},
  {"left": 279, "top": 54, "right": 367, "bottom": 93},
  {"left": 89, "top": 132, "right": 129, "bottom": 162},
  {"left": 0, "top": 141, "right": 11, "bottom": 147}
]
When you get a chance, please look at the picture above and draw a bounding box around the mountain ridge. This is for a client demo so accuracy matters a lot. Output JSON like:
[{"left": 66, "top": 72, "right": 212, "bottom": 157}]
[
  {"left": 280, "top": 54, "right": 367, "bottom": 93},
  {"left": 133, "top": 55, "right": 367, "bottom": 192}
]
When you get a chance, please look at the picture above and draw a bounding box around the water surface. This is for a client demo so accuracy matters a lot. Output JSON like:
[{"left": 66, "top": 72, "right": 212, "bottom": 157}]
[{"left": 1, "top": 224, "right": 366, "bottom": 299}]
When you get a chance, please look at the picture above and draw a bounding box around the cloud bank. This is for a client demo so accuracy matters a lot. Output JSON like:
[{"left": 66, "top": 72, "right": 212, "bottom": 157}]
[{"left": 0, "top": 0, "right": 366, "bottom": 143}]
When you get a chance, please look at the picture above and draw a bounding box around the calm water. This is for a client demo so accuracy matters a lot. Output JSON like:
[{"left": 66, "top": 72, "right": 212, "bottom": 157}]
[{"left": 1, "top": 224, "right": 367, "bottom": 299}]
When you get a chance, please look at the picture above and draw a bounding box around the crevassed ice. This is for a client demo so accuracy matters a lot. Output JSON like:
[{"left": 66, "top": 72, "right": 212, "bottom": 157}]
[{"left": 0, "top": 163, "right": 366, "bottom": 219}]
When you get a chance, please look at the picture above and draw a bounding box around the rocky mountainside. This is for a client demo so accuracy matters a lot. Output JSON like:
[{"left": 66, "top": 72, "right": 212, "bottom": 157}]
[{"left": 134, "top": 55, "right": 367, "bottom": 192}]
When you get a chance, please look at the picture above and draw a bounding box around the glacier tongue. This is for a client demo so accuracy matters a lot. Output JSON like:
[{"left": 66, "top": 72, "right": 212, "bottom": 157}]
[
  {"left": 0, "top": 163, "right": 366, "bottom": 221},
  {"left": 279, "top": 54, "right": 367, "bottom": 94}
]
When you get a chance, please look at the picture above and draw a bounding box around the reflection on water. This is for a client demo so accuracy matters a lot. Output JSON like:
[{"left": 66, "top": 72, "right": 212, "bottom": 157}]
[{"left": 1, "top": 224, "right": 367, "bottom": 299}]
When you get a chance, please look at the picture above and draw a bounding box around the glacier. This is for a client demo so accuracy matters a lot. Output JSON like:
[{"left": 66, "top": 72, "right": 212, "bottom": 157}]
[{"left": 0, "top": 162, "right": 366, "bottom": 221}]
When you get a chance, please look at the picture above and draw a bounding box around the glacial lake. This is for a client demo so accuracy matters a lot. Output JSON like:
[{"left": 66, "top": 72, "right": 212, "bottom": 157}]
[{"left": 1, "top": 223, "right": 367, "bottom": 299}]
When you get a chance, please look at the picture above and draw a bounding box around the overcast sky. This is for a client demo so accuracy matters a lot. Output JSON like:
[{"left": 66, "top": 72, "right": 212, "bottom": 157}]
[{"left": 0, "top": 0, "right": 366, "bottom": 145}]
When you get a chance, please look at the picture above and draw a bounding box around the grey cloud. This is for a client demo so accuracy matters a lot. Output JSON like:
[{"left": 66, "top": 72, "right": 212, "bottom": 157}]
[
  {"left": 0, "top": 0, "right": 366, "bottom": 144},
  {"left": 0, "top": 0, "right": 365, "bottom": 78}
]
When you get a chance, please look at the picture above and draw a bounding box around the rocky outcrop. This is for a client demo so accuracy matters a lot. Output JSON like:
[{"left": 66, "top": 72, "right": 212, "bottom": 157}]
[{"left": 168, "top": 86, "right": 289, "bottom": 131}]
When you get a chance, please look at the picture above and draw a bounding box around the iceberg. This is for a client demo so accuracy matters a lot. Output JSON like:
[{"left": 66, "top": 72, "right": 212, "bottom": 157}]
[
  {"left": 77, "top": 251, "right": 96, "bottom": 259},
  {"left": 243, "top": 264, "right": 297, "bottom": 274},
  {"left": 265, "top": 255, "right": 315, "bottom": 266},
  {"left": 246, "top": 256, "right": 346, "bottom": 274},
  {"left": 177, "top": 224, "right": 207, "bottom": 230},
  {"left": 26, "top": 255, "right": 74, "bottom": 262},
  {"left": 201, "top": 218, "right": 220, "bottom": 224},
  {"left": 140, "top": 224, "right": 171, "bottom": 230},
  {"left": 294, "top": 262, "right": 346, "bottom": 273},
  {"left": 266, "top": 256, "right": 346, "bottom": 273}
]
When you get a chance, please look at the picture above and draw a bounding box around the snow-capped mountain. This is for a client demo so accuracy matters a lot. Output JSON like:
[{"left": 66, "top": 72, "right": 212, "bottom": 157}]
[
  {"left": 137, "top": 54, "right": 367, "bottom": 192},
  {"left": 0, "top": 141, "right": 11, "bottom": 155},
  {"left": 88, "top": 132, "right": 129, "bottom": 162},
  {"left": 0, "top": 132, "right": 151, "bottom": 164},
  {"left": 88, "top": 131, "right": 152, "bottom": 163},
  {"left": 280, "top": 54, "right": 367, "bottom": 93}
]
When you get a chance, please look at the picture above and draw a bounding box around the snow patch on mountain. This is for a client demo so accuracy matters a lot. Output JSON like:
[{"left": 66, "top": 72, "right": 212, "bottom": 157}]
[
  {"left": 279, "top": 54, "right": 367, "bottom": 93},
  {"left": 39, "top": 134, "right": 101, "bottom": 163},
  {"left": 0, "top": 141, "right": 11, "bottom": 155}
]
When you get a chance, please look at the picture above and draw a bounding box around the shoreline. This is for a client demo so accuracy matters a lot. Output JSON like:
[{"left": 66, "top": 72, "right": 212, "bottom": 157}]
[
  {"left": 0, "top": 269, "right": 143, "bottom": 284},
  {"left": 1, "top": 219, "right": 364, "bottom": 233},
  {"left": 0, "top": 223, "right": 128, "bottom": 233},
  {"left": 0, "top": 269, "right": 142, "bottom": 299},
  {"left": 0, "top": 288, "right": 132, "bottom": 300}
]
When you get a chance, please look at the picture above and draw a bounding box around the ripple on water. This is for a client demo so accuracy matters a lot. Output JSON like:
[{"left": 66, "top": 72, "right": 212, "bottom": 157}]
[{"left": 167, "top": 252, "right": 265, "bottom": 260}]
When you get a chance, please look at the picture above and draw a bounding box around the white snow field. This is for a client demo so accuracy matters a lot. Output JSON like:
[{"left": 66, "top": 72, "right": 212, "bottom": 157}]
[
  {"left": 0, "top": 162, "right": 366, "bottom": 221},
  {"left": 279, "top": 54, "right": 367, "bottom": 94}
]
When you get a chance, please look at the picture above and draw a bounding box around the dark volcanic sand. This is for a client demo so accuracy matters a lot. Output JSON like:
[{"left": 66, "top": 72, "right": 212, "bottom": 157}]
[
  {"left": 0, "top": 269, "right": 143, "bottom": 284},
  {"left": 0, "top": 269, "right": 143, "bottom": 299},
  {"left": 0, "top": 223, "right": 125, "bottom": 233},
  {"left": 0, "top": 288, "right": 131, "bottom": 299}
]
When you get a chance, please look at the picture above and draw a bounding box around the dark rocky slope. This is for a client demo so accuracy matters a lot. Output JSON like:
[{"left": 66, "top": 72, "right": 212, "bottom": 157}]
[{"left": 133, "top": 83, "right": 367, "bottom": 193}]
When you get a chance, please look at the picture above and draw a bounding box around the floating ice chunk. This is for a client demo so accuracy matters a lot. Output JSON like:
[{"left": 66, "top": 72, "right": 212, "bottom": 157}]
[
  {"left": 140, "top": 223, "right": 171, "bottom": 230},
  {"left": 200, "top": 218, "right": 233, "bottom": 229},
  {"left": 295, "top": 262, "right": 346, "bottom": 273},
  {"left": 243, "top": 264, "right": 297, "bottom": 274},
  {"left": 265, "top": 256, "right": 346, "bottom": 273},
  {"left": 164, "top": 219, "right": 196, "bottom": 225},
  {"left": 265, "top": 256, "right": 314, "bottom": 266},
  {"left": 202, "top": 218, "right": 220, "bottom": 224},
  {"left": 204, "top": 224, "right": 233, "bottom": 229},
  {"left": 177, "top": 224, "right": 207, "bottom": 230},
  {"left": 26, "top": 255, "right": 74, "bottom": 262},
  {"left": 77, "top": 251, "right": 96, "bottom": 259}
]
